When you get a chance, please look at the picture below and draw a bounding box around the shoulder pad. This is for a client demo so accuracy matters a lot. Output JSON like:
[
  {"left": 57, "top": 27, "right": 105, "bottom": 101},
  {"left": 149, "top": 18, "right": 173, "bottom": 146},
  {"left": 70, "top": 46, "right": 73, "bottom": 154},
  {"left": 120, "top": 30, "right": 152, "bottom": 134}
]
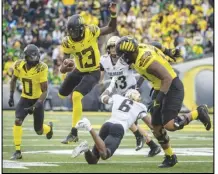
[
  {"left": 61, "top": 36, "right": 70, "bottom": 48},
  {"left": 14, "top": 60, "right": 23, "bottom": 70}
]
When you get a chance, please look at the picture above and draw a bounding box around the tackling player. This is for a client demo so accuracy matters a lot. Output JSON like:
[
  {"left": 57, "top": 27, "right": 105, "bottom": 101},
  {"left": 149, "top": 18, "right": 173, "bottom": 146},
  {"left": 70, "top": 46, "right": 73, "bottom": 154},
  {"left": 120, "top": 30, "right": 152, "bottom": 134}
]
[
  {"left": 59, "top": 3, "right": 117, "bottom": 144},
  {"left": 100, "top": 36, "right": 160, "bottom": 155},
  {"left": 71, "top": 89, "right": 158, "bottom": 163},
  {"left": 115, "top": 36, "right": 211, "bottom": 168},
  {"left": 8, "top": 44, "right": 53, "bottom": 160}
]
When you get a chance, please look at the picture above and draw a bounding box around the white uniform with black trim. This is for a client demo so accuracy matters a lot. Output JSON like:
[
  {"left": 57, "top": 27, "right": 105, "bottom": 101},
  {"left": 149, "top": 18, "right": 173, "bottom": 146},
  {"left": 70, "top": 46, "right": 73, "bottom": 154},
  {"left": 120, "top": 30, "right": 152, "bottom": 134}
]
[
  {"left": 100, "top": 54, "right": 137, "bottom": 95},
  {"left": 106, "top": 94, "right": 148, "bottom": 132}
]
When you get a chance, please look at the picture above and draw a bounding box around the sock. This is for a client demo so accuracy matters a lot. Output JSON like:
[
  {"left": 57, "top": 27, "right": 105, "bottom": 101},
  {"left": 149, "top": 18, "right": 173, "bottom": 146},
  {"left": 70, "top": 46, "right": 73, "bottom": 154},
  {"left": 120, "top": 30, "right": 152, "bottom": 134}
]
[
  {"left": 146, "top": 140, "right": 157, "bottom": 148},
  {"left": 191, "top": 110, "right": 198, "bottom": 120},
  {"left": 72, "top": 91, "right": 83, "bottom": 127},
  {"left": 43, "top": 124, "right": 51, "bottom": 135},
  {"left": 164, "top": 147, "right": 174, "bottom": 156},
  {"left": 133, "top": 130, "right": 142, "bottom": 138},
  {"left": 13, "top": 125, "right": 23, "bottom": 151},
  {"left": 71, "top": 127, "right": 78, "bottom": 136}
]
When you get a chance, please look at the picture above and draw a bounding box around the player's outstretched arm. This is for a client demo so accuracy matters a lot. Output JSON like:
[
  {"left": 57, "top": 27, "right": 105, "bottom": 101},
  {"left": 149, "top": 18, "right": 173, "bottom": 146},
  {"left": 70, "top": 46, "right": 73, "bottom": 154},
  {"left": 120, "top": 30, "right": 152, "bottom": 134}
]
[
  {"left": 8, "top": 75, "right": 18, "bottom": 107},
  {"left": 100, "top": 2, "right": 117, "bottom": 36},
  {"left": 150, "top": 41, "right": 181, "bottom": 62},
  {"left": 136, "top": 76, "right": 145, "bottom": 89}
]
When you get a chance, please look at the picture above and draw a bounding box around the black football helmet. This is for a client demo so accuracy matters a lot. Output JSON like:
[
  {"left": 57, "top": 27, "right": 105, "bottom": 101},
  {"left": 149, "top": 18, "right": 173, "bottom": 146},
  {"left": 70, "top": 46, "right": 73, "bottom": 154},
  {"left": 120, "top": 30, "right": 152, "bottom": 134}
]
[
  {"left": 115, "top": 36, "right": 138, "bottom": 65},
  {"left": 67, "top": 14, "right": 85, "bottom": 41},
  {"left": 23, "top": 44, "right": 40, "bottom": 66}
]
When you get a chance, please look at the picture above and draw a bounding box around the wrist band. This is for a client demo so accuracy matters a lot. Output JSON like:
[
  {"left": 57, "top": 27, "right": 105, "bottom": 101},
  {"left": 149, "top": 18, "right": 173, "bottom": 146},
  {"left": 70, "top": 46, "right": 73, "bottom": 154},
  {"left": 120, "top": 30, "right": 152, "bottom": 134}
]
[
  {"left": 111, "top": 14, "right": 117, "bottom": 18},
  {"left": 101, "top": 95, "right": 108, "bottom": 103}
]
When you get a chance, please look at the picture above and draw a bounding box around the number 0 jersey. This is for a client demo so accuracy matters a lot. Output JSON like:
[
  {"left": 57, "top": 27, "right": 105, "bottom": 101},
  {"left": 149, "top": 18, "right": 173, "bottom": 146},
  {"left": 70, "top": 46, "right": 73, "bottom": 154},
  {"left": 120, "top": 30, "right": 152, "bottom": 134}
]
[
  {"left": 13, "top": 60, "right": 48, "bottom": 99},
  {"left": 131, "top": 44, "right": 177, "bottom": 90},
  {"left": 100, "top": 54, "right": 137, "bottom": 95},
  {"left": 61, "top": 24, "right": 101, "bottom": 73},
  {"left": 106, "top": 94, "right": 147, "bottom": 132}
]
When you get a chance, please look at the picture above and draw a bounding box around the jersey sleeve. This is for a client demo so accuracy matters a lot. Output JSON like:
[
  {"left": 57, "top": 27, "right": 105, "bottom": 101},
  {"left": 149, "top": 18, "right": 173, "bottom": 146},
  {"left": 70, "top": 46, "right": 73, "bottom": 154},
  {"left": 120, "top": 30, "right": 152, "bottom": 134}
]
[
  {"left": 13, "top": 60, "right": 22, "bottom": 77},
  {"left": 39, "top": 63, "right": 48, "bottom": 83},
  {"left": 137, "top": 103, "right": 148, "bottom": 119},
  {"left": 61, "top": 36, "right": 73, "bottom": 54},
  {"left": 89, "top": 24, "right": 100, "bottom": 39}
]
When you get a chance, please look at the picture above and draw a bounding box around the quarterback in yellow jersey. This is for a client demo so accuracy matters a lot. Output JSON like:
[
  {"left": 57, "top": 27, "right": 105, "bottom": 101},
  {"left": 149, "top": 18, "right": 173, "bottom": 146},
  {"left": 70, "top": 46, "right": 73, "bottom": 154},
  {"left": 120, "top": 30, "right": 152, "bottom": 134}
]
[
  {"left": 8, "top": 44, "right": 53, "bottom": 160},
  {"left": 115, "top": 36, "right": 211, "bottom": 168},
  {"left": 59, "top": 3, "right": 117, "bottom": 144}
]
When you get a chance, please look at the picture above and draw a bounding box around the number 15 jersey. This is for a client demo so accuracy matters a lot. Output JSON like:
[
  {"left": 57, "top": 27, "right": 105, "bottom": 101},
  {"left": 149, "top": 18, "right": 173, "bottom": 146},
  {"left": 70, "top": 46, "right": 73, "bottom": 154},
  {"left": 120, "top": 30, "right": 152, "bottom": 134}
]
[
  {"left": 13, "top": 60, "right": 48, "bottom": 99},
  {"left": 61, "top": 24, "right": 101, "bottom": 73}
]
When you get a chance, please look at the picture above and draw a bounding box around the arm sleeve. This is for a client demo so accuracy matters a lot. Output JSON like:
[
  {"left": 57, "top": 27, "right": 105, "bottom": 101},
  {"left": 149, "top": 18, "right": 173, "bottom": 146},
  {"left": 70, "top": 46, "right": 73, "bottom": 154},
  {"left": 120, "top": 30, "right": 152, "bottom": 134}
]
[
  {"left": 89, "top": 24, "right": 100, "bottom": 39},
  {"left": 39, "top": 64, "right": 48, "bottom": 83},
  {"left": 61, "top": 37, "right": 73, "bottom": 54},
  {"left": 13, "top": 61, "right": 20, "bottom": 77}
]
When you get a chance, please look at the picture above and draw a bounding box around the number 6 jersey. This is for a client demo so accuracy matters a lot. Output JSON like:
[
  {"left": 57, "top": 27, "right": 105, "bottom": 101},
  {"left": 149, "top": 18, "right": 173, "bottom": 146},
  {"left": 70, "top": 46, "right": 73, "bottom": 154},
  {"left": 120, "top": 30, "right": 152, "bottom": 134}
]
[
  {"left": 106, "top": 94, "right": 148, "bottom": 132},
  {"left": 13, "top": 60, "right": 48, "bottom": 99},
  {"left": 61, "top": 24, "right": 101, "bottom": 73},
  {"left": 100, "top": 54, "right": 137, "bottom": 95}
]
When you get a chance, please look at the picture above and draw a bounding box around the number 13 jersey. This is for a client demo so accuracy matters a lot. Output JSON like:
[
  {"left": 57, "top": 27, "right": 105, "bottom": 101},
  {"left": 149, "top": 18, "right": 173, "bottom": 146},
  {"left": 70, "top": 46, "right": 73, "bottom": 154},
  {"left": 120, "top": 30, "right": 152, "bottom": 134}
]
[
  {"left": 100, "top": 54, "right": 137, "bottom": 95},
  {"left": 13, "top": 60, "right": 48, "bottom": 99},
  {"left": 61, "top": 24, "right": 101, "bottom": 72}
]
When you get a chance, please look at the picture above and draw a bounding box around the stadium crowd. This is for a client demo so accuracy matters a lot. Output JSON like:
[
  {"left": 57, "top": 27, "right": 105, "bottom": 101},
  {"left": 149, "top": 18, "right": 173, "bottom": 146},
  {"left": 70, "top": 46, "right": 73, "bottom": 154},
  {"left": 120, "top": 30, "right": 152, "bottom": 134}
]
[{"left": 3, "top": 0, "right": 214, "bottom": 84}]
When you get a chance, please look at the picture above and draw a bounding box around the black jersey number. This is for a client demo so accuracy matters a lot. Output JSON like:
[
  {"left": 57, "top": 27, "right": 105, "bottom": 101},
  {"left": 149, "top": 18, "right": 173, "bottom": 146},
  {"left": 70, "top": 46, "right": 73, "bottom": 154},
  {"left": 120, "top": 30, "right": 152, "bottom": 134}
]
[
  {"left": 22, "top": 78, "right": 33, "bottom": 96},
  {"left": 118, "top": 99, "right": 133, "bottom": 112},
  {"left": 76, "top": 46, "right": 96, "bottom": 68},
  {"left": 115, "top": 76, "right": 127, "bottom": 89}
]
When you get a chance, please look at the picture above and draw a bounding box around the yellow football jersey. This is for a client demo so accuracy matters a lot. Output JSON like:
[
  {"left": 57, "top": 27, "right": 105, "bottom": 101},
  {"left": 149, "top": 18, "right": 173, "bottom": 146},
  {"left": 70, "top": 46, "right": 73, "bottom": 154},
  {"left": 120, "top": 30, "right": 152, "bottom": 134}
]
[
  {"left": 131, "top": 44, "right": 177, "bottom": 90},
  {"left": 61, "top": 24, "right": 101, "bottom": 72},
  {"left": 13, "top": 60, "right": 48, "bottom": 99}
]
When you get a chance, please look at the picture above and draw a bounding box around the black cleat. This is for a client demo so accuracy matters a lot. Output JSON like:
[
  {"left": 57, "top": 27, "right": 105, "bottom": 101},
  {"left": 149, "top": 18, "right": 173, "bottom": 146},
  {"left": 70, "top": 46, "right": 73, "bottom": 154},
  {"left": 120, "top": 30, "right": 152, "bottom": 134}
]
[
  {"left": 158, "top": 154, "right": 178, "bottom": 168},
  {"left": 61, "top": 128, "right": 78, "bottom": 144},
  {"left": 135, "top": 135, "right": 145, "bottom": 151},
  {"left": 197, "top": 105, "right": 211, "bottom": 131},
  {"left": 148, "top": 145, "right": 161, "bottom": 157},
  {"left": 46, "top": 122, "right": 53, "bottom": 139},
  {"left": 10, "top": 151, "right": 22, "bottom": 160}
]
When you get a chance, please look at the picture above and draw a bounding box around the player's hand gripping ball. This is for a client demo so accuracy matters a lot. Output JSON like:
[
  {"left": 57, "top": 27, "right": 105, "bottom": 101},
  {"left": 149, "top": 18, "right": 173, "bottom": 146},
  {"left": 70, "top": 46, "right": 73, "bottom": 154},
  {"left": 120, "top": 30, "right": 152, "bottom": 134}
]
[{"left": 60, "top": 59, "right": 75, "bottom": 73}]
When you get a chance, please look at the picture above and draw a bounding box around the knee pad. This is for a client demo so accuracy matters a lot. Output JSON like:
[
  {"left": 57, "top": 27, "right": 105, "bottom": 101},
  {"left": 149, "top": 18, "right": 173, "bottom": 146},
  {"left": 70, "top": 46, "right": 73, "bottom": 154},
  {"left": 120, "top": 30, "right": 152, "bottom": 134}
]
[
  {"left": 15, "top": 119, "right": 23, "bottom": 126},
  {"left": 100, "top": 148, "right": 111, "bottom": 160},
  {"left": 153, "top": 128, "right": 170, "bottom": 145},
  {"left": 73, "top": 91, "right": 83, "bottom": 101},
  {"left": 174, "top": 115, "right": 189, "bottom": 130},
  {"left": 35, "top": 130, "right": 43, "bottom": 135},
  {"left": 58, "top": 92, "right": 66, "bottom": 99}
]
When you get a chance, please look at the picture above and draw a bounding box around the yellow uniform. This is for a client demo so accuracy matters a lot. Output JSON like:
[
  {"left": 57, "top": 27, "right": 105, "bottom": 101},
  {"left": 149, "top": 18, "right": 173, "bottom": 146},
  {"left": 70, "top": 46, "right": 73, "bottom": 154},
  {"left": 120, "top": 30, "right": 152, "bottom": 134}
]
[
  {"left": 131, "top": 44, "right": 177, "bottom": 90},
  {"left": 61, "top": 24, "right": 101, "bottom": 72},
  {"left": 13, "top": 60, "right": 48, "bottom": 99}
]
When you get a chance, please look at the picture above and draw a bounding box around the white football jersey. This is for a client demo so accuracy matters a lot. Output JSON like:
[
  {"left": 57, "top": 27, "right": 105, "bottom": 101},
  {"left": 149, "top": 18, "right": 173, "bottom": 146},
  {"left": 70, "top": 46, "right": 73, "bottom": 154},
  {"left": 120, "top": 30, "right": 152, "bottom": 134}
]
[
  {"left": 106, "top": 94, "right": 148, "bottom": 132},
  {"left": 100, "top": 54, "right": 137, "bottom": 95}
]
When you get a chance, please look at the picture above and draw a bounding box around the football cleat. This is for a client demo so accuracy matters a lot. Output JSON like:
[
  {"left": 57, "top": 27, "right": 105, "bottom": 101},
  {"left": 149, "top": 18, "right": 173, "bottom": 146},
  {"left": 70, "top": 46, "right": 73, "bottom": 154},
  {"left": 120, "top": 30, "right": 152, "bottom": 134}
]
[
  {"left": 10, "top": 151, "right": 22, "bottom": 160},
  {"left": 72, "top": 140, "right": 89, "bottom": 158},
  {"left": 75, "top": 118, "right": 92, "bottom": 131},
  {"left": 147, "top": 145, "right": 161, "bottom": 157},
  {"left": 46, "top": 122, "right": 53, "bottom": 140},
  {"left": 61, "top": 132, "right": 78, "bottom": 144},
  {"left": 158, "top": 154, "right": 178, "bottom": 168},
  {"left": 135, "top": 135, "right": 145, "bottom": 151},
  {"left": 197, "top": 105, "right": 211, "bottom": 131}
]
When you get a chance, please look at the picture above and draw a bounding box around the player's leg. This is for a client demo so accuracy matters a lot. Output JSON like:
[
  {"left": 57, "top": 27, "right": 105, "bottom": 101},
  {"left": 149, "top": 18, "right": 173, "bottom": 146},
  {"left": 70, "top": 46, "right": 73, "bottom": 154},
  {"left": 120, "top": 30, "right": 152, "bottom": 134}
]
[
  {"left": 102, "top": 123, "right": 125, "bottom": 160},
  {"left": 161, "top": 77, "right": 211, "bottom": 131},
  {"left": 33, "top": 100, "right": 53, "bottom": 139},
  {"left": 129, "top": 123, "right": 144, "bottom": 151},
  {"left": 10, "top": 98, "right": 29, "bottom": 160},
  {"left": 66, "top": 70, "right": 100, "bottom": 143},
  {"left": 59, "top": 70, "right": 83, "bottom": 144},
  {"left": 136, "top": 123, "right": 161, "bottom": 157},
  {"left": 84, "top": 122, "right": 112, "bottom": 164}
]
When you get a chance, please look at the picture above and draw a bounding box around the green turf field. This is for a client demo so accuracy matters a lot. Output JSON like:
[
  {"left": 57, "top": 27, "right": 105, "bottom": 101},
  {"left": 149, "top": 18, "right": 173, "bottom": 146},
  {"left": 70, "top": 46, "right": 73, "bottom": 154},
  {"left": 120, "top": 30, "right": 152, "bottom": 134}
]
[{"left": 3, "top": 111, "right": 214, "bottom": 173}]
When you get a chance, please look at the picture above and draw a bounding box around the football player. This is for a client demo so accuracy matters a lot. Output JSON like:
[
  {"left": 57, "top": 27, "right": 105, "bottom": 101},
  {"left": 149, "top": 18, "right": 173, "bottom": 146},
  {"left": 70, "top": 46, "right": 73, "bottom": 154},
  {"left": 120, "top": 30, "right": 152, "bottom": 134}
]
[
  {"left": 72, "top": 89, "right": 158, "bottom": 163},
  {"left": 100, "top": 36, "right": 160, "bottom": 155},
  {"left": 8, "top": 44, "right": 53, "bottom": 160},
  {"left": 59, "top": 3, "right": 117, "bottom": 144},
  {"left": 115, "top": 36, "right": 211, "bottom": 168}
]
